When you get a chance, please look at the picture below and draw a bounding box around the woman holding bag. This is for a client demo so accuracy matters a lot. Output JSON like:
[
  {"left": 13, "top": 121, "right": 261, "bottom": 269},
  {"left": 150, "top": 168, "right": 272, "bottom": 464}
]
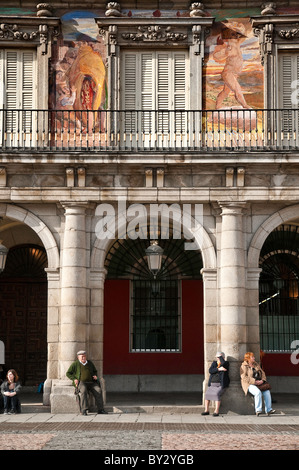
[{"left": 240, "top": 352, "right": 275, "bottom": 416}]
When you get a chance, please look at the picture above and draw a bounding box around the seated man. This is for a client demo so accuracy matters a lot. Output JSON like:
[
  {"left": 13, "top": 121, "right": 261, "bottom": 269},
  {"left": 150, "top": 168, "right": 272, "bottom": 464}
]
[{"left": 66, "top": 350, "right": 106, "bottom": 415}]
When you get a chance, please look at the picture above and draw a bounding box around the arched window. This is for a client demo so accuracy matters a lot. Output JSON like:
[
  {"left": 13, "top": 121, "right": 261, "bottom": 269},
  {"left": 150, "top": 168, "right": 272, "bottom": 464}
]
[
  {"left": 105, "top": 232, "right": 202, "bottom": 352},
  {"left": 259, "top": 225, "right": 299, "bottom": 351}
]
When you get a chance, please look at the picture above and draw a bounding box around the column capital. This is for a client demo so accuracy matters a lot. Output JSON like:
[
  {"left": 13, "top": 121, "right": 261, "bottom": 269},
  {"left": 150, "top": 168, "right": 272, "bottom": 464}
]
[
  {"left": 90, "top": 268, "right": 107, "bottom": 283},
  {"left": 200, "top": 267, "right": 217, "bottom": 282},
  {"left": 59, "top": 201, "right": 92, "bottom": 215},
  {"left": 247, "top": 267, "right": 262, "bottom": 282},
  {"left": 218, "top": 201, "right": 248, "bottom": 216}
]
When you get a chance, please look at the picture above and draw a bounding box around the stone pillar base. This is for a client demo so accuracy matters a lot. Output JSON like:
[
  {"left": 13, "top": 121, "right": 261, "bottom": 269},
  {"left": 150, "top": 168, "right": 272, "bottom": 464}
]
[
  {"left": 49, "top": 379, "right": 106, "bottom": 414},
  {"left": 43, "top": 378, "right": 52, "bottom": 406},
  {"left": 218, "top": 382, "right": 255, "bottom": 415},
  {"left": 50, "top": 380, "right": 80, "bottom": 413}
]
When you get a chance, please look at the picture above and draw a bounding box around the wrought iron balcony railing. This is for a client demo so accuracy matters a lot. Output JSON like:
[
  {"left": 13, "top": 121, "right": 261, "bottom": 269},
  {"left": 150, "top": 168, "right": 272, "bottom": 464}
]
[{"left": 0, "top": 108, "right": 299, "bottom": 152}]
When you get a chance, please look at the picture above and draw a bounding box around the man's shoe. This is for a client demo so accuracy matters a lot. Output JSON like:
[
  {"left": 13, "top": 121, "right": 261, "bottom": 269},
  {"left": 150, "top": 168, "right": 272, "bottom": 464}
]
[
  {"left": 98, "top": 409, "right": 108, "bottom": 414},
  {"left": 267, "top": 409, "right": 276, "bottom": 416},
  {"left": 81, "top": 410, "right": 87, "bottom": 416},
  {"left": 256, "top": 411, "right": 262, "bottom": 417}
]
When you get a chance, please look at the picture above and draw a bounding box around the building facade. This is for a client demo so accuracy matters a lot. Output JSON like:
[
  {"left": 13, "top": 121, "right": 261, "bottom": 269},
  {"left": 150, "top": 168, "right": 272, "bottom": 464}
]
[{"left": 0, "top": 0, "right": 298, "bottom": 413}]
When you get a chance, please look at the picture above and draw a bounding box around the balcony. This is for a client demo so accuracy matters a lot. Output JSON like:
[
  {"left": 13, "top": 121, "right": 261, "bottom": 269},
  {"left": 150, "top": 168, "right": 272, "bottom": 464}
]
[{"left": 0, "top": 108, "right": 298, "bottom": 153}]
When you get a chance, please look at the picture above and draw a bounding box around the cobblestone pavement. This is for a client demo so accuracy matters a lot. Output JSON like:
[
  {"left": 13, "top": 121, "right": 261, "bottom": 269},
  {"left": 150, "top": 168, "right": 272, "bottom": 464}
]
[
  {"left": 1, "top": 419, "right": 299, "bottom": 451},
  {"left": 0, "top": 428, "right": 299, "bottom": 451},
  {"left": 1, "top": 393, "right": 299, "bottom": 452}
]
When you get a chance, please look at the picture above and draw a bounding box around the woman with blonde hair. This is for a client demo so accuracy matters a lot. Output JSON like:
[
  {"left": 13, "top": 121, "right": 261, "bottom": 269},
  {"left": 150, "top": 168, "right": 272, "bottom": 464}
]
[{"left": 240, "top": 352, "right": 275, "bottom": 416}]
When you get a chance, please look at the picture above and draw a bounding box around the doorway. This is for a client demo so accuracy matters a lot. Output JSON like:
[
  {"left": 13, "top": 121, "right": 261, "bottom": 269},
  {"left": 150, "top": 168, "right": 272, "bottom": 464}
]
[{"left": 0, "top": 245, "right": 47, "bottom": 385}]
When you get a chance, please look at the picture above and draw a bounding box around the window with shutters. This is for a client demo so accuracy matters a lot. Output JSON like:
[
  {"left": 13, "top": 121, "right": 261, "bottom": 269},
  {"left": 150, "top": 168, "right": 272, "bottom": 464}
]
[
  {"left": 121, "top": 50, "right": 189, "bottom": 148},
  {"left": 278, "top": 52, "right": 299, "bottom": 147},
  {"left": 0, "top": 49, "right": 37, "bottom": 147}
]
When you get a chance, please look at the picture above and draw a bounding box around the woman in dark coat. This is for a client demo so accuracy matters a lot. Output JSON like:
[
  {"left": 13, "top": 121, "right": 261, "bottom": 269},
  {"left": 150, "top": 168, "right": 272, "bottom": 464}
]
[
  {"left": 201, "top": 352, "right": 230, "bottom": 416},
  {"left": 1, "top": 369, "right": 22, "bottom": 414}
]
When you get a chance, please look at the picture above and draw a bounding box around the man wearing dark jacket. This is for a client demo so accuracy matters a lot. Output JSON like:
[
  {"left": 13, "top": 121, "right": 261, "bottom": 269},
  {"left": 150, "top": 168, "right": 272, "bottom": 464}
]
[{"left": 66, "top": 350, "right": 106, "bottom": 415}]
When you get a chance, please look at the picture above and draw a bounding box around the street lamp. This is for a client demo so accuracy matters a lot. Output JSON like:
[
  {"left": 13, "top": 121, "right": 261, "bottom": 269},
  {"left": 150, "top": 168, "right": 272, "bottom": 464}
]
[
  {"left": 0, "top": 243, "right": 8, "bottom": 273},
  {"left": 145, "top": 240, "right": 163, "bottom": 278}
]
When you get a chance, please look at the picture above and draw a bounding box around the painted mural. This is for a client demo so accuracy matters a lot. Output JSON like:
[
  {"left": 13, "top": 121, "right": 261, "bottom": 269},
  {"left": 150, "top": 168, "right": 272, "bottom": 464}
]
[
  {"left": 52, "top": 11, "right": 107, "bottom": 137},
  {"left": 1, "top": 6, "right": 299, "bottom": 149},
  {"left": 204, "top": 17, "right": 263, "bottom": 110},
  {"left": 203, "top": 13, "right": 263, "bottom": 147}
]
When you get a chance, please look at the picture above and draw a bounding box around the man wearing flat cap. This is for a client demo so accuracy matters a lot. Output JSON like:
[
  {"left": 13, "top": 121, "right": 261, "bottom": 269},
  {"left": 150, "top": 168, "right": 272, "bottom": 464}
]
[{"left": 66, "top": 350, "right": 107, "bottom": 415}]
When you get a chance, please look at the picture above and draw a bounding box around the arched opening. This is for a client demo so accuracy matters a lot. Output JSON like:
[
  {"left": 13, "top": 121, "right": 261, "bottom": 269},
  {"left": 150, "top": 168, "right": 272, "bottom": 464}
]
[
  {"left": 103, "top": 229, "right": 204, "bottom": 390},
  {"left": 259, "top": 224, "right": 299, "bottom": 376},
  {"left": 0, "top": 244, "right": 48, "bottom": 385},
  {"left": 259, "top": 224, "right": 299, "bottom": 352}
]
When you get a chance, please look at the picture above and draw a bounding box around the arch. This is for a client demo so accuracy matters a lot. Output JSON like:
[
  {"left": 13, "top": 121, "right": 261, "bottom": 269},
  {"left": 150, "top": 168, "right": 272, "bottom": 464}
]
[
  {"left": 248, "top": 204, "right": 299, "bottom": 269},
  {"left": 91, "top": 208, "right": 216, "bottom": 272},
  {"left": 0, "top": 203, "right": 59, "bottom": 270}
]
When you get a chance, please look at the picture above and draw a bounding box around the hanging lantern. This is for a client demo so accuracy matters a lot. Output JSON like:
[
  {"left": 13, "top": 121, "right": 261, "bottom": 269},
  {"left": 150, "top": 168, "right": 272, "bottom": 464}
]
[
  {"left": 145, "top": 240, "right": 163, "bottom": 278},
  {"left": 0, "top": 244, "right": 8, "bottom": 273}
]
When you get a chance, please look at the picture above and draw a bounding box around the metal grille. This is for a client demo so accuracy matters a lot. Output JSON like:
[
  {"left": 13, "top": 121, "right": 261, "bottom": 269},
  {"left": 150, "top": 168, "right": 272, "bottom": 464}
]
[
  {"left": 259, "top": 278, "right": 299, "bottom": 352},
  {"left": 131, "top": 279, "right": 181, "bottom": 352},
  {"left": 259, "top": 225, "right": 299, "bottom": 352}
]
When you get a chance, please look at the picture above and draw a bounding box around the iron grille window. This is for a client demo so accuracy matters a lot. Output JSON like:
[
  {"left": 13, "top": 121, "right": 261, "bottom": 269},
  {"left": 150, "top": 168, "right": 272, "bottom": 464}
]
[
  {"left": 259, "top": 278, "right": 299, "bottom": 352},
  {"left": 131, "top": 279, "right": 181, "bottom": 352}
]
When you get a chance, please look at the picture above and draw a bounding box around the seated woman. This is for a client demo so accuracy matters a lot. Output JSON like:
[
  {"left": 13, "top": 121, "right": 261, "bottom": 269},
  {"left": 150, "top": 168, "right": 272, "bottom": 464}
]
[
  {"left": 1, "top": 369, "right": 22, "bottom": 414},
  {"left": 240, "top": 352, "right": 275, "bottom": 416}
]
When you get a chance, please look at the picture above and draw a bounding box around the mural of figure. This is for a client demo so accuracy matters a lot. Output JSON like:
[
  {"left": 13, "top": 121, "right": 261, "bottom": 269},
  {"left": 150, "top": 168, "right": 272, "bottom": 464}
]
[
  {"left": 213, "top": 22, "right": 250, "bottom": 109},
  {"left": 67, "top": 42, "right": 106, "bottom": 119}
]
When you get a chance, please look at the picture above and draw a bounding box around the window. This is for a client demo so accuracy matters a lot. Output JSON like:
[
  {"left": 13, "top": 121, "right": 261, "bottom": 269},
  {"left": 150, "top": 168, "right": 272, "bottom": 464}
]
[
  {"left": 259, "top": 225, "right": 299, "bottom": 352},
  {"left": 131, "top": 279, "right": 181, "bottom": 352},
  {"left": 121, "top": 50, "right": 189, "bottom": 147},
  {"left": 0, "top": 49, "right": 37, "bottom": 146},
  {"left": 278, "top": 52, "right": 299, "bottom": 147}
]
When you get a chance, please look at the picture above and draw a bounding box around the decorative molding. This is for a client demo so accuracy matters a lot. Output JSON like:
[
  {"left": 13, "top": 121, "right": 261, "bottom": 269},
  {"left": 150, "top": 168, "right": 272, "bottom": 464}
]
[
  {"left": 105, "top": 2, "right": 122, "bottom": 18},
  {"left": 277, "top": 28, "right": 299, "bottom": 40},
  {"left": 189, "top": 2, "right": 206, "bottom": 17},
  {"left": 122, "top": 25, "right": 187, "bottom": 43},
  {"left": 261, "top": 2, "right": 277, "bottom": 16},
  {"left": 252, "top": 15, "right": 299, "bottom": 65},
  {"left": 95, "top": 17, "right": 214, "bottom": 54},
  {"left": 0, "top": 23, "right": 38, "bottom": 41},
  {"left": 0, "top": 16, "right": 60, "bottom": 54},
  {"left": 36, "top": 3, "right": 54, "bottom": 17}
]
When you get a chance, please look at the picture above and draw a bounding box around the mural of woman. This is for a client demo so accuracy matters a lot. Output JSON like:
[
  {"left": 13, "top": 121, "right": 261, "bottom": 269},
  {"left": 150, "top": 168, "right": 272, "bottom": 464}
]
[
  {"left": 66, "top": 40, "right": 106, "bottom": 130},
  {"left": 213, "top": 22, "right": 251, "bottom": 109}
]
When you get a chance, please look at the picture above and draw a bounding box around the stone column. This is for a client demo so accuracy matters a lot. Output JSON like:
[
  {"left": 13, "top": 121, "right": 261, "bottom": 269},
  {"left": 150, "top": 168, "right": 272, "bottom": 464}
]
[
  {"left": 217, "top": 202, "right": 253, "bottom": 413},
  {"left": 59, "top": 203, "right": 89, "bottom": 378},
  {"left": 51, "top": 202, "right": 90, "bottom": 412},
  {"left": 89, "top": 267, "right": 107, "bottom": 402},
  {"left": 201, "top": 268, "right": 218, "bottom": 403},
  {"left": 44, "top": 267, "right": 60, "bottom": 406},
  {"left": 246, "top": 268, "right": 262, "bottom": 355}
]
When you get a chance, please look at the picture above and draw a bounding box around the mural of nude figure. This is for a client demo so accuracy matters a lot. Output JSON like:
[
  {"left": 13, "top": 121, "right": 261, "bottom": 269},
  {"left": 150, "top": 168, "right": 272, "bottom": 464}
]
[{"left": 213, "top": 22, "right": 251, "bottom": 110}]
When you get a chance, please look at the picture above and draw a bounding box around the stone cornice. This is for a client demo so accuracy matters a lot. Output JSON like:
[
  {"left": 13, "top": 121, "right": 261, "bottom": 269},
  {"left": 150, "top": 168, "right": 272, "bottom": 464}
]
[
  {"left": 251, "top": 14, "right": 299, "bottom": 48},
  {"left": 95, "top": 16, "right": 214, "bottom": 53},
  {"left": 0, "top": 15, "right": 61, "bottom": 53}
]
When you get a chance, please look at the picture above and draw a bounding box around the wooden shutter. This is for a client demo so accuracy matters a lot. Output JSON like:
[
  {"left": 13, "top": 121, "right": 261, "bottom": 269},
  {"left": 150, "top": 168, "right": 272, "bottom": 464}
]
[
  {"left": 279, "top": 53, "right": 299, "bottom": 145},
  {"left": 141, "top": 52, "right": 154, "bottom": 132},
  {"left": 0, "top": 49, "right": 36, "bottom": 145},
  {"left": 122, "top": 50, "right": 188, "bottom": 112},
  {"left": 121, "top": 50, "right": 188, "bottom": 146}
]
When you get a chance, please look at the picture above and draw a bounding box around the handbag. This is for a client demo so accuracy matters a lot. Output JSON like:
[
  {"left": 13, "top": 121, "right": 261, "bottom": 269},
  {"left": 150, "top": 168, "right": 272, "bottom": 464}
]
[
  {"left": 252, "top": 368, "right": 271, "bottom": 391},
  {"left": 256, "top": 381, "right": 271, "bottom": 391}
]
